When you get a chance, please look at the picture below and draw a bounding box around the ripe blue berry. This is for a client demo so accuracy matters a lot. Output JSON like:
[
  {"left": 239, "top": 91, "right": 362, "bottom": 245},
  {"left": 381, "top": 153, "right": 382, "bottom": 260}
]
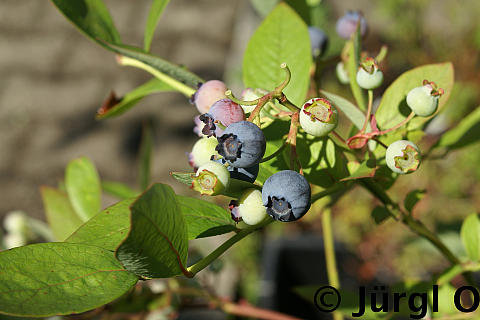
[
  {"left": 214, "top": 158, "right": 259, "bottom": 183},
  {"left": 229, "top": 189, "right": 268, "bottom": 225},
  {"left": 262, "top": 170, "right": 311, "bottom": 222},
  {"left": 188, "top": 137, "right": 218, "bottom": 169},
  {"left": 406, "top": 80, "right": 444, "bottom": 117},
  {"left": 336, "top": 62, "right": 350, "bottom": 84},
  {"left": 386, "top": 140, "right": 421, "bottom": 175},
  {"left": 192, "top": 161, "right": 230, "bottom": 196},
  {"left": 200, "top": 99, "right": 245, "bottom": 137},
  {"left": 299, "top": 98, "right": 338, "bottom": 137},
  {"left": 356, "top": 58, "right": 383, "bottom": 89},
  {"left": 308, "top": 26, "right": 328, "bottom": 57},
  {"left": 216, "top": 121, "right": 266, "bottom": 168},
  {"left": 191, "top": 80, "right": 227, "bottom": 114},
  {"left": 336, "top": 10, "right": 367, "bottom": 39}
]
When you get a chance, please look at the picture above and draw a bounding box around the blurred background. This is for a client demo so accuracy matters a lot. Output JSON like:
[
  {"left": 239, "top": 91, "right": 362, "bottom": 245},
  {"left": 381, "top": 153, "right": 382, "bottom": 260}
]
[{"left": 1, "top": 0, "right": 480, "bottom": 319}]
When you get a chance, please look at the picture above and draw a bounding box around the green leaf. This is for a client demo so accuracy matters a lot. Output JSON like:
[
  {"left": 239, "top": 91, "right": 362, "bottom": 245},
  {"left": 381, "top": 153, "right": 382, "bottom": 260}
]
[
  {"left": 66, "top": 198, "right": 135, "bottom": 251},
  {"left": 461, "top": 213, "right": 480, "bottom": 262},
  {"left": 51, "top": 0, "right": 121, "bottom": 49},
  {"left": 250, "top": 0, "right": 280, "bottom": 16},
  {"left": 144, "top": 0, "right": 170, "bottom": 52},
  {"left": 170, "top": 171, "right": 194, "bottom": 186},
  {"left": 116, "top": 184, "right": 189, "bottom": 278},
  {"left": 435, "top": 106, "right": 480, "bottom": 150},
  {"left": 243, "top": 3, "right": 312, "bottom": 106},
  {"left": 375, "top": 63, "right": 454, "bottom": 130},
  {"left": 177, "top": 196, "right": 236, "bottom": 239},
  {"left": 102, "top": 181, "right": 140, "bottom": 200},
  {"left": 321, "top": 90, "right": 365, "bottom": 130},
  {"left": 40, "top": 187, "right": 83, "bottom": 241},
  {"left": 65, "top": 157, "right": 102, "bottom": 221},
  {"left": 404, "top": 189, "right": 426, "bottom": 213},
  {"left": 138, "top": 121, "right": 154, "bottom": 190},
  {"left": 96, "top": 78, "right": 173, "bottom": 120},
  {"left": 0, "top": 242, "right": 137, "bottom": 317},
  {"left": 106, "top": 43, "right": 203, "bottom": 89}
]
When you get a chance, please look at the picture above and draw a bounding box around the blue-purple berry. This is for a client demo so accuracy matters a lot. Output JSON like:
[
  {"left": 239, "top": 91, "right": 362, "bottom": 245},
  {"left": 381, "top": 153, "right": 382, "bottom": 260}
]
[
  {"left": 216, "top": 121, "right": 266, "bottom": 168},
  {"left": 336, "top": 10, "right": 367, "bottom": 39},
  {"left": 261, "top": 170, "right": 311, "bottom": 222},
  {"left": 308, "top": 26, "right": 328, "bottom": 57},
  {"left": 214, "top": 158, "right": 259, "bottom": 183}
]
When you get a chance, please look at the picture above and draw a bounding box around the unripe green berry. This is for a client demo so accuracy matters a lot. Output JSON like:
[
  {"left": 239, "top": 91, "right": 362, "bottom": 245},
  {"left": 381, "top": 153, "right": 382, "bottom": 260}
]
[
  {"left": 299, "top": 98, "right": 338, "bottom": 137},
  {"left": 188, "top": 137, "right": 218, "bottom": 168},
  {"left": 356, "top": 58, "right": 383, "bottom": 89},
  {"left": 229, "top": 189, "right": 268, "bottom": 226},
  {"left": 386, "top": 140, "right": 421, "bottom": 174},
  {"left": 406, "top": 80, "right": 444, "bottom": 117},
  {"left": 336, "top": 62, "right": 350, "bottom": 84},
  {"left": 192, "top": 161, "right": 230, "bottom": 195}
]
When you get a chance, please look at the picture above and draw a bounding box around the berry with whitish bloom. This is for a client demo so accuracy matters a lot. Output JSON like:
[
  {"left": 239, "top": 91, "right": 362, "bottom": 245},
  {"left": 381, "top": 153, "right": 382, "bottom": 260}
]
[
  {"left": 299, "top": 98, "right": 338, "bottom": 137},
  {"left": 229, "top": 189, "right": 269, "bottom": 225},
  {"left": 192, "top": 161, "right": 230, "bottom": 196},
  {"left": 336, "top": 10, "right": 368, "bottom": 39},
  {"left": 308, "top": 26, "right": 328, "bottom": 57},
  {"left": 386, "top": 140, "right": 421, "bottom": 174},
  {"left": 262, "top": 170, "right": 311, "bottom": 222},
  {"left": 200, "top": 99, "right": 245, "bottom": 137},
  {"left": 406, "top": 80, "right": 444, "bottom": 117},
  {"left": 216, "top": 121, "right": 266, "bottom": 168},
  {"left": 336, "top": 62, "right": 350, "bottom": 84},
  {"left": 188, "top": 137, "right": 218, "bottom": 169},
  {"left": 356, "top": 58, "right": 383, "bottom": 89},
  {"left": 214, "top": 158, "right": 259, "bottom": 183},
  {"left": 191, "top": 80, "right": 227, "bottom": 114}
]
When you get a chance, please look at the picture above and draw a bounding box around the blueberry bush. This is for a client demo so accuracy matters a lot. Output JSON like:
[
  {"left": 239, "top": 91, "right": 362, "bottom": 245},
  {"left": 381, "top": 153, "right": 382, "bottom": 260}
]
[{"left": 1, "top": 1, "right": 480, "bottom": 319}]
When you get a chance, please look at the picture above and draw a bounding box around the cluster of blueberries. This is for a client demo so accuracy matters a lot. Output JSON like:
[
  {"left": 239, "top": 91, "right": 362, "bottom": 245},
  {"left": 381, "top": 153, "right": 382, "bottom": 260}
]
[
  {"left": 185, "top": 10, "right": 444, "bottom": 226},
  {"left": 189, "top": 80, "right": 311, "bottom": 225}
]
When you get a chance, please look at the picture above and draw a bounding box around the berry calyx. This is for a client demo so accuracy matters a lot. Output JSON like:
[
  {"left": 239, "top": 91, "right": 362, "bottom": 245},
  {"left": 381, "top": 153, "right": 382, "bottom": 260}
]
[
  {"left": 261, "top": 170, "right": 311, "bottom": 222},
  {"left": 188, "top": 137, "right": 218, "bottom": 169},
  {"left": 406, "top": 80, "right": 444, "bottom": 117},
  {"left": 200, "top": 99, "right": 245, "bottom": 137},
  {"left": 356, "top": 58, "right": 383, "bottom": 89},
  {"left": 191, "top": 80, "right": 227, "bottom": 114},
  {"left": 386, "top": 140, "right": 421, "bottom": 174},
  {"left": 216, "top": 121, "right": 266, "bottom": 168},
  {"left": 229, "top": 189, "right": 268, "bottom": 225},
  {"left": 192, "top": 161, "right": 230, "bottom": 195},
  {"left": 299, "top": 98, "right": 338, "bottom": 137}
]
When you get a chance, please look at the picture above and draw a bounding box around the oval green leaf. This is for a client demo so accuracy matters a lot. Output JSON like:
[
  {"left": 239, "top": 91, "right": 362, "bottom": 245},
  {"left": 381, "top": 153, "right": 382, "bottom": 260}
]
[
  {"left": 116, "top": 184, "right": 189, "bottom": 278},
  {"left": 65, "top": 157, "right": 102, "bottom": 221},
  {"left": 144, "top": 0, "right": 171, "bottom": 52},
  {"left": 66, "top": 198, "right": 135, "bottom": 251},
  {"left": 0, "top": 242, "right": 137, "bottom": 317},
  {"left": 177, "top": 196, "right": 236, "bottom": 239},
  {"left": 461, "top": 213, "right": 480, "bottom": 262},
  {"left": 243, "top": 3, "right": 312, "bottom": 106}
]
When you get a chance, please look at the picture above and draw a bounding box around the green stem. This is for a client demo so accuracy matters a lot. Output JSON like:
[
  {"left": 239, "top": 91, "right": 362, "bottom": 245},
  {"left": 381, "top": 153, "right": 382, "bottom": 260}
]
[
  {"left": 186, "top": 218, "right": 273, "bottom": 276},
  {"left": 117, "top": 55, "right": 195, "bottom": 97},
  {"left": 361, "top": 90, "right": 373, "bottom": 133},
  {"left": 311, "top": 183, "right": 347, "bottom": 203},
  {"left": 274, "top": 63, "right": 291, "bottom": 94},
  {"left": 377, "top": 112, "right": 415, "bottom": 135},
  {"left": 277, "top": 94, "right": 300, "bottom": 112},
  {"left": 321, "top": 208, "right": 343, "bottom": 320}
]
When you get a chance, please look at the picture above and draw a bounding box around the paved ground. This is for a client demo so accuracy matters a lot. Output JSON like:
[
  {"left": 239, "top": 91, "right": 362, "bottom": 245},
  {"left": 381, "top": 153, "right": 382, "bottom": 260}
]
[{"left": 0, "top": 0, "right": 243, "bottom": 220}]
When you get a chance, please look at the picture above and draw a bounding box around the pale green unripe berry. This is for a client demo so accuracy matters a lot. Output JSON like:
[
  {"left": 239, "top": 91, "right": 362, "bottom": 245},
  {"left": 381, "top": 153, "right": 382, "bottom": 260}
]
[
  {"left": 230, "top": 189, "right": 268, "bottom": 226},
  {"left": 192, "top": 161, "right": 230, "bottom": 195},
  {"left": 406, "top": 81, "right": 443, "bottom": 117},
  {"left": 356, "top": 66, "right": 383, "bottom": 89},
  {"left": 299, "top": 98, "right": 338, "bottom": 137},
  {"left": 188, "top": 137, "right": 218, "bottom": 168},
  {"left": 336, "top": 62, "right": 350, "bottom": 84},
  {"left": 386, "top": 140, "right": 421, "bottom": 174}
]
